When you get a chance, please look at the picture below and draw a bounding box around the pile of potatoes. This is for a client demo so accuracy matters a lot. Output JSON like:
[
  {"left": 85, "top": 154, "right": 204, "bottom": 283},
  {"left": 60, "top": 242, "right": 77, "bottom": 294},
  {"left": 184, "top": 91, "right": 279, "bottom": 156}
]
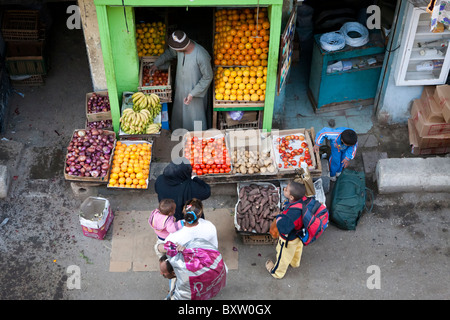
[
  {"left": 231, "top": 148, "right": 276, "bottom": 175},
  {"left": 236, "top": 184, "right": 280, "bottom": 233}
]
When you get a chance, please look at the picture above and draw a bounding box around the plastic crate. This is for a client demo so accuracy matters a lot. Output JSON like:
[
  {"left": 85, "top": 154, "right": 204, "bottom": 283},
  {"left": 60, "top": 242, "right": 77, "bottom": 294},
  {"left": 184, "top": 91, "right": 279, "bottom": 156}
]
[{"left": 1, "top": 10, "right": 40, "bottom": 41}]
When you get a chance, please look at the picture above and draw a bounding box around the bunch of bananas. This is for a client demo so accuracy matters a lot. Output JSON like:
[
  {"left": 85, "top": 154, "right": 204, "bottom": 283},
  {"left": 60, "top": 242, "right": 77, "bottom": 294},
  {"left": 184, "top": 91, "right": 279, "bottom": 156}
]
[
  {"left": 120, "top": 108, "right": 152, "bottom": 135},
  {"left": 146, "top": 123, "right": 162, "bottom": 134},
  {"left": 132, "top": 92, "right": 162, "bottom": 120}
]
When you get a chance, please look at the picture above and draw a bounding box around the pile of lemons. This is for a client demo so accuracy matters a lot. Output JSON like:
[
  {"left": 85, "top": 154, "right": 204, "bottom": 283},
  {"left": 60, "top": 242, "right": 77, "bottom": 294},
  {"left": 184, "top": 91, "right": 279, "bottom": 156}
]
[
  {"left": 214, "top": 66, "right": 267, "bottom": 102},
  {"left": 136, "top": 21, "right": 166, "bottom": 58}
]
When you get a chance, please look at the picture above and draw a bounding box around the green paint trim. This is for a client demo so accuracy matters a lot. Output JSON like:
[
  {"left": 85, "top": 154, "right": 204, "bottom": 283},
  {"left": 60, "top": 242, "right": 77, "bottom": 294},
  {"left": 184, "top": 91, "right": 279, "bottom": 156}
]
[
  {"left": 96, "top": 5, "right": 121, "bottom": 134},
  {"left": 94, "top": 0, "right": 282, "bottom": 6},
  {"left": 262, "top": 4, "right": 281, "bottom": 132}
]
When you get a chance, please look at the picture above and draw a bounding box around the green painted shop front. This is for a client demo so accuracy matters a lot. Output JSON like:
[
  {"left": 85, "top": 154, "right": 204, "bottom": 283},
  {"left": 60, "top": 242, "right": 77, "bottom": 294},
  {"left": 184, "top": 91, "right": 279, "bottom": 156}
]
[{"left": 93, "top": 0, "right": 283, "bottom": 133}]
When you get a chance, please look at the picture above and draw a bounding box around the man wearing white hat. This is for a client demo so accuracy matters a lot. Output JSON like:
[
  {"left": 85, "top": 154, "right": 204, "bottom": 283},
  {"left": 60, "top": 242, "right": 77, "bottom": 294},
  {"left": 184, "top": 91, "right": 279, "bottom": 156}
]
[{"left": 151, "top": 30, "right": 213, "bottom": 131}]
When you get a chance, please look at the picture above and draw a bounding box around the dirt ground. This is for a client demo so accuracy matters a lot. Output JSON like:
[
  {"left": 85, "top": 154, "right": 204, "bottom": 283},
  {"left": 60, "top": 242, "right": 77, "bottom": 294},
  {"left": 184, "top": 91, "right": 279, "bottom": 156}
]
[{"left": 0, "top": 3, "right": 449, "bottom": 301}]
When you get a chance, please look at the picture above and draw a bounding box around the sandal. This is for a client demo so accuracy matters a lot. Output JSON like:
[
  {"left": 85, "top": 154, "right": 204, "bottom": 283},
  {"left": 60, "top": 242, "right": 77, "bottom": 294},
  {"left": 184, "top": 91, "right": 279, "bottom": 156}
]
[{"left": 265, "top": 259, "right": 274, "bottom": 273}]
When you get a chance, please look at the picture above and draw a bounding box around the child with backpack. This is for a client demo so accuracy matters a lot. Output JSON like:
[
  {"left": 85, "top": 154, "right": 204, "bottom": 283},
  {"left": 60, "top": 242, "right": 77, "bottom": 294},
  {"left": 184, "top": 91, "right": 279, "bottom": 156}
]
[
  {"left": 266, "top": 181, "right": 328, "bottom": 279},
  {"left": 313, "top": 127, "right": 358, "bottom": 181}
]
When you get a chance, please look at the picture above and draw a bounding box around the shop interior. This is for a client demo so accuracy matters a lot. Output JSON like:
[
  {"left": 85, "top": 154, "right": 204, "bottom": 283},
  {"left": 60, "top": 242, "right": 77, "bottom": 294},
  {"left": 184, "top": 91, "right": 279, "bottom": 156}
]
[
  {"left": 284, "top": 0, "right": 399, "bottom": 134},
  {"left": 133, "top": 1, "right": 399, "bottom": 134}
]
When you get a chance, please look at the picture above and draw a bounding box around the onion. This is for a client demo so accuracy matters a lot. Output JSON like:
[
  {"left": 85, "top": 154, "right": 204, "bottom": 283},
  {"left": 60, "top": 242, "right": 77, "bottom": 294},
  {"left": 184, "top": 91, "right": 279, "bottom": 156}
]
[{"left": 90, "top": 170, "right": 99, "bottom": 178}]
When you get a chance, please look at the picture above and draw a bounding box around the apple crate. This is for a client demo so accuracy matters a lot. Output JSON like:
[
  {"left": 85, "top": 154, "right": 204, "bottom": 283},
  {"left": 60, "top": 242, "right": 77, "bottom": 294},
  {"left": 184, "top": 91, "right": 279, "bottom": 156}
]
[
  {"left": 1, "top": 10, "right": 40, "bottom": 41},
  {"left": 138, "top": 57, "right": 172, "bottom": 103}
]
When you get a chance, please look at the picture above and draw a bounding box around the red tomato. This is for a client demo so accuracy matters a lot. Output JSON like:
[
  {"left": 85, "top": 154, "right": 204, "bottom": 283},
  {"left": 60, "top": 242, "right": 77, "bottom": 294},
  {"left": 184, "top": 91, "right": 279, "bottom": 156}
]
[{"left": 197, "top": 170, "right": 203, "bottom": 175}]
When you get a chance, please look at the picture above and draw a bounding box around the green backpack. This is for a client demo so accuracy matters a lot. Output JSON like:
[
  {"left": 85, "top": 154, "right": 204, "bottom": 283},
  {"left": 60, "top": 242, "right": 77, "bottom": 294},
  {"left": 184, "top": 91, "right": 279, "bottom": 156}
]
[{"left": 330, "top": 169, "right": 374, "bottom": 230}]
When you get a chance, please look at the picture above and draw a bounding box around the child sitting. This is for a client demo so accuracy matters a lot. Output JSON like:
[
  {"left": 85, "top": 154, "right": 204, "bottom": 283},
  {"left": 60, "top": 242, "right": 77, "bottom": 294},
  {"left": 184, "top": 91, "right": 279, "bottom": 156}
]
[{"left": 149, "top": 199, "right": 183, "bottom": 257}]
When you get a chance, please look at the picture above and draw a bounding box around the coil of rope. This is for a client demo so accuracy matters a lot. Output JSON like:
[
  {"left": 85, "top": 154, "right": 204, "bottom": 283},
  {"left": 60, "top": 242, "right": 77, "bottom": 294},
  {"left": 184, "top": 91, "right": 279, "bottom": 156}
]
[
  {"left": 339, "top": 22, "right": 369, "bottom": 47},
  {"left": 319, "top": 31, "right": 346, "bottom": 52}
]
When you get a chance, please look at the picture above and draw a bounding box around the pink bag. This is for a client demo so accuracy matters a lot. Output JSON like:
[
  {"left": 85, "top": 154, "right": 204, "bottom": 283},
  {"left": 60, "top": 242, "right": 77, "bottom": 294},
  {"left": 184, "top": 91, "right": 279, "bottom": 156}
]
[{"left": 164, "top": 239, "right": 227, "bottom": 300}]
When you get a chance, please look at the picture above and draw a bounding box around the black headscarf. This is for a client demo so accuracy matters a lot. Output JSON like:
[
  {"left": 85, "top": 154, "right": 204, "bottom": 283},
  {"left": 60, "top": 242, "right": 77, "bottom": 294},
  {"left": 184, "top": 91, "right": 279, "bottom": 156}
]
[{"left": 156, "top": 158, "right": 194, "bottom": 220}]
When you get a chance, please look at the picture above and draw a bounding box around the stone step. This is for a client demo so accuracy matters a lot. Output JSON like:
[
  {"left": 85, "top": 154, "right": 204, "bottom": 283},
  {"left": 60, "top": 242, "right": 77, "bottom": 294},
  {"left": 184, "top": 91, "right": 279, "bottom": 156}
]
[{"left": 375, "top": 158, "right": 450, "bottom": 194}]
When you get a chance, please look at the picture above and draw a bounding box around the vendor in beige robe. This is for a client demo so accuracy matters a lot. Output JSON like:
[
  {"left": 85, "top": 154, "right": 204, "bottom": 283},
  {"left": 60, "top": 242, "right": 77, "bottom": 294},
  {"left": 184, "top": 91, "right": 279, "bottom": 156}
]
[{"left": 151, "top": 30, "right": 213, "bottom": 131}]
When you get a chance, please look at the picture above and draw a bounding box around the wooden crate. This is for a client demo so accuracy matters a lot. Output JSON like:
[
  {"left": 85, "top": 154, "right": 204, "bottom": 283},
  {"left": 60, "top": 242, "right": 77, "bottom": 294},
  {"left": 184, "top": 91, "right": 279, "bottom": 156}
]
[
  {"left": 5, "top": 41, "right": 47, "bottom": 75},
  {"left": 1, "top": 10, "right": 40, "bottom": 41},
  {"left": 138, "top": 57, "right": 172, "bottom": 103},
  {"left": 219, "top": 111, "right": 260, "bottom": 130},
  {"left": 10, "top": 74, "right": 44, "bottom": 86},
  {"left": 64, "top": 130, "right": 116, "bottom": 183},
  {"left": 271, "top": 128, "right": 318, "bottom": 173},
  {"left": 239, "top": 233, "right": 277, "bottom": 245}
]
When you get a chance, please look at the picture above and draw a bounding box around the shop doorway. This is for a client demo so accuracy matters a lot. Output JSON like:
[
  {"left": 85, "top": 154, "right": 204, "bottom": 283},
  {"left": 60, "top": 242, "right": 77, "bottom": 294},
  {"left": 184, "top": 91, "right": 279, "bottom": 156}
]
[{"left": 281, "top": 0, "right": 398, "bottom": 134}]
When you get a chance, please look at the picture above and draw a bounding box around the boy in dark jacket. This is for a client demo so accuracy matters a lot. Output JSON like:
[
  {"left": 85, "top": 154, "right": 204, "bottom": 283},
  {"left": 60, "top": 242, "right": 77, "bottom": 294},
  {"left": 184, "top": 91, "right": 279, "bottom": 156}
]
[{"left": 266, "top": 181, "right": 306, "bottom": 279}]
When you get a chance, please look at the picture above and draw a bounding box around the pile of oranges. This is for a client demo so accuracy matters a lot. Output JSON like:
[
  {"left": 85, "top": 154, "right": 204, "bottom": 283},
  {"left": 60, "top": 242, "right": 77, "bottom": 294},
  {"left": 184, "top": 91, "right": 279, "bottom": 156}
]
[
  {"left": 215, "top": 66, "right": 267, "bottom": 102},
  {"left": 136, "top": 21, "right": 166, "bottom": 58},
  {"left": 108, "top": 141, "right": 152, "bottom": 189},
  {"left": 213, "top": 7, "right": 270, "bottom": 67}
]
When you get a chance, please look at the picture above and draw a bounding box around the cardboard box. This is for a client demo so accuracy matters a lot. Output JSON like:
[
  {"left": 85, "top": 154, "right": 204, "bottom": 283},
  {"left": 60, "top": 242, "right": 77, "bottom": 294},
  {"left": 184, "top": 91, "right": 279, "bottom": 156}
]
[
  {"left": 433, "top": 84, "right": 450, "bottom": 111},
  {"left": 411, "top": 100, "right": 450, "bottom": 136},
  {"left": 79, "top": 197, "right": 114, "bottom": 240},
  {"left": 226, "top": 129, "right": 277, "bottom": 175},
  {"left": 408, "top": 119, "right": 450, "bottom": 155},
  {"left": 443, "top": 103, "right": 450, "bottom": 123},
  {"left": 418, "top": 87, "right": 445, "bottom": 123},
  {"left": 86, "top": 91, "right": 112, "bottom": 122}
]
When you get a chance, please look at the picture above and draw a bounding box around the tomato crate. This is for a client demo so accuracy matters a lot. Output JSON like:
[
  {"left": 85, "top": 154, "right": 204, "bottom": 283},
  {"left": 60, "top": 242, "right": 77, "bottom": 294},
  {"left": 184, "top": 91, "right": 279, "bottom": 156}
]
[
  {"left": 1, "top": 10, "right": 40, "bottom": 41},
  {"left": 138, "top": 57, "right": 172, "bottom": 103},
  {"left": 271, "top": 128, "right": 321, "bottom": 174},
  {"left": 182, "top": 130, "right": 233, "bottom": 176},
  {"left": 5, "top": 41, "right": 47, "bottom": 75}
]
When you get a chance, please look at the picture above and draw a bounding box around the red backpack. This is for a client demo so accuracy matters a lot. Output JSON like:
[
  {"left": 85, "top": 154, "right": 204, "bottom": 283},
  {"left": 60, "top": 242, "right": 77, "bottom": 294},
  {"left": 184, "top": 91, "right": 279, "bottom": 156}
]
[
  {"left": 299, "top": 198, "right": 329, "bottom": 246},
  {"left": 282, "top": 198, "right": 329, "bottom": 246}
]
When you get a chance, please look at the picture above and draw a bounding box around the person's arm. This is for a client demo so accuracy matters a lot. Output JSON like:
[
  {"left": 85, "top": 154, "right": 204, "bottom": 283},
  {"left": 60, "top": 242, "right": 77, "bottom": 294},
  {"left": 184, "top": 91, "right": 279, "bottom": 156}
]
[
  {"left": 342, "top": 142, "right": 358, "bottom": 168},
  {"left": 275, "top": 208, "right": 301, "bottom": 239},
  {"left": 151, "top": 48, "right": 177, "bottom": 73},
  {"left": 165, "top": 216, "right": 184, "bottom": 233},
  {"left": 191, "top": 177, "right": 211, "bottom": 200},
  {"left": 313, "top": 127, "right": 332, "bottom": 152}
]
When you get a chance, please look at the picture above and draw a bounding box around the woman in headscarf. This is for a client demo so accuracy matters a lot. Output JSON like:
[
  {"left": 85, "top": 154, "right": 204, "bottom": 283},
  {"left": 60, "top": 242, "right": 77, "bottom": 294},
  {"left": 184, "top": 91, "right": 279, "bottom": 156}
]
[{"left": 155, "top": 158, "right": 211, "bottom": 221}]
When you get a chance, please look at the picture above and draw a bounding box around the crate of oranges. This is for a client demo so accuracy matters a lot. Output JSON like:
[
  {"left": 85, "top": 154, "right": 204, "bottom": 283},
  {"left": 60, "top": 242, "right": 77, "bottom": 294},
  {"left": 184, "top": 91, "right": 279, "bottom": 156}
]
[
  {"left": 213, "top": 7, "right": 270, "bottom": 68},
  {"left": 135, "top": 21, "right": 167, "bottom": 59},
  {"left": 214, "top": 66, "right": 267, "bottom": 107},
  {"left": 108, "top": 140, "right": 152, "bottom": 189}
]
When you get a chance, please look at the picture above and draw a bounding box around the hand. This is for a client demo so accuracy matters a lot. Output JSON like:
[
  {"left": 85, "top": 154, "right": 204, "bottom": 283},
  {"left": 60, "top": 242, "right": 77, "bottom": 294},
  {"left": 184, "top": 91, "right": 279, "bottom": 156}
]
[
  {"left": 342, "top": 159, "right": 349, "bottom": 168},
  {"left": 150, "top": 64, "right": 158, "bottom": 75},
  {"left": 183, "top": 94, "right": 193, "bottom": 105},
  {"left": 176, "top": 243, "right": 186, "bottom": 252},
  {"left": 313, "top": 144, "right": 320, "bottom": 153}
]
